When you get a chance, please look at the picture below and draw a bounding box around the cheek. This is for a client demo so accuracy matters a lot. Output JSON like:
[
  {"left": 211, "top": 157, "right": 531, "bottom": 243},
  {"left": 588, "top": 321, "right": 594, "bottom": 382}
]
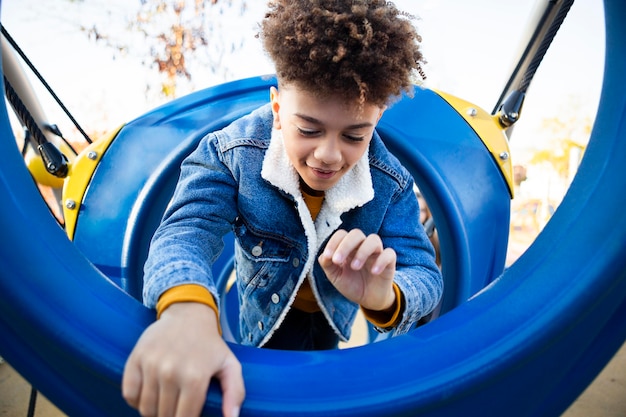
[
  {"left": 282, "top": 136, "right": 306, "bottom": 164},
  {"left": 345, "top": 143, "right": 369, "bottom": 165}
]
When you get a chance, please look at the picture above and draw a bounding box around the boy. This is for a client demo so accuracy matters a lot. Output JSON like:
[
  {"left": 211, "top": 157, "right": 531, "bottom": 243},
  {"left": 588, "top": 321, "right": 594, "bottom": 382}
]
[{"left": 123, "top": 1, "right": 443, "bottom": 416}]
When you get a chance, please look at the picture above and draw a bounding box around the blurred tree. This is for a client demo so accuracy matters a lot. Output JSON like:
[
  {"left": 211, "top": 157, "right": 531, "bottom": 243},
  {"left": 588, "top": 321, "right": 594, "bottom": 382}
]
[
  {"left": 528, "top": 97, "right": 591, "bottom": 181},
  {"left": 513, "top": 97, "right": 592, "bottom": 230},
  {"left": 529, "top": 137, "right": 586, "bottom": 179},
  {"left": 82, "top": 0, "right": 250, "bottom": 98}
]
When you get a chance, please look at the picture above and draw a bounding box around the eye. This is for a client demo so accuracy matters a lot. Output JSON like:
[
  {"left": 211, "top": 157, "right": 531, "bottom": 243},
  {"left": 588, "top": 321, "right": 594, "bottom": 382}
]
[
  {"left": 297, "top": 127, "right": 320, "bottom": 137},
  {"left": 343, "top": 134, "right": 365, "bottom": 142}
]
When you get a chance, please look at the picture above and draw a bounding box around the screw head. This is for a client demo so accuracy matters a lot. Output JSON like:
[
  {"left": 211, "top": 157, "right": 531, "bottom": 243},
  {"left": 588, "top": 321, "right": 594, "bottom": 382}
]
[
  {"left": 65, "top": 199, "right": 77, "bottom": 210},
  {"left": 87, "top": 151, "right": 98, "bottom": 160},
  {"left": 499, "top": 152, "right": 510, "bottom": 161}
]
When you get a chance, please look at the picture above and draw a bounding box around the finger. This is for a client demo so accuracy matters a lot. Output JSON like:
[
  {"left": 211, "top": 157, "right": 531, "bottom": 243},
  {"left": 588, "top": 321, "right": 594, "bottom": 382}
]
[
  {"left": 218, "top": 357, "right": 245, "bottom": 417},
  {"left": 320, "top": 229, "right": 348, "bottom": 262},
  {"left": 173, "top": 373, "right": 208, "bottom": 417},
  {"left": 122, "top": 358, "right": 142, "bottom": 409},
  {"left": 368, "top": 247, "right": 396, "bottom": 276},
  {"left": 157, "top": 365, "right": 181, "bottom": 417},
  {"left": 137, "top": 365, "right": 159, "bottom": 417},
  {"left": 349, "top": 234, "right": 384, "bottom": 270},
  {"left": 329, "top": 229, "right": 366, "bottom": 265}
]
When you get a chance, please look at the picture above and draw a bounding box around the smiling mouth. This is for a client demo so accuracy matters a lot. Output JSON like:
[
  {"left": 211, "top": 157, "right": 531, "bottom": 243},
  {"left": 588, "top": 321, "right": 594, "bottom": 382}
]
[{"left": 311, "top": 167, "right": 336, "bottom": 179}]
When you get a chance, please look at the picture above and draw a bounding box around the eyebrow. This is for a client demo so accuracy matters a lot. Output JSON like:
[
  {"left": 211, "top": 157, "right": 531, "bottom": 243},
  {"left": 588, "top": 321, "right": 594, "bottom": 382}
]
[{"left": 294, "top": 113, "right": 374, "bottom": 130}]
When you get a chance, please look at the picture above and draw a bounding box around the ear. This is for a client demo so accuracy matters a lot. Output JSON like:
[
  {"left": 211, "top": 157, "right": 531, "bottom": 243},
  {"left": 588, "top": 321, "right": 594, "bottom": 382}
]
[
  {"left": 270, "top": 86, "right": 281, "bottom": 129},
  {"left": 376, "top": 106, "right": 387, "bottom": 123}
]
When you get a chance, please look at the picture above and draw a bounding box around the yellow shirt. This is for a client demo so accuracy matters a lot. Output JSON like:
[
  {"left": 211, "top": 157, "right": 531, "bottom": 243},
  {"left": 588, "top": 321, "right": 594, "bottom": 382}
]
[{"left": 291, "top": 191, "right": 324, "bottom": 313}]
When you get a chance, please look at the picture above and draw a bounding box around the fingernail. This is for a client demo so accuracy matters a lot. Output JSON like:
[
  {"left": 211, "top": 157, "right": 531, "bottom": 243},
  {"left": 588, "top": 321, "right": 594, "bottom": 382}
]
[
  {"left": 332, "top": 252, "right": 344, "bottom": 264},
  {"left": 351, "top": 259, "right": 362, "bottom": 269},
  {"left": 232, "top": 406, "right": 240, "bottom": 417}
]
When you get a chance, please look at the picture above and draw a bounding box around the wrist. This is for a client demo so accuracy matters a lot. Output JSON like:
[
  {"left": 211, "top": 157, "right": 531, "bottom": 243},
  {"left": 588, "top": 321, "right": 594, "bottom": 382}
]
[
  {"left": 380, "top": 289, "right": 398, "bottom": 313},
  {"left": 361, "top": 283, "right": 404, "bottom": 330},
  {"left": 362, "top": 291, "right": 396, "bottom": 315},
  {"left": 161, "top": 300, "right": 216, "bottom": 315},
  {"left": 160, "top": 302, "right": 221, "bottom": 335}
]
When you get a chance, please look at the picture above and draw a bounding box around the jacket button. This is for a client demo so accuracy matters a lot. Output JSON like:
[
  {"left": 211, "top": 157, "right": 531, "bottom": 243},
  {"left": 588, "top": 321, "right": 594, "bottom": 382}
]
[
  {"left": 271, "top": 293, "right": 280, "bottom": 304},
  {"left": 258, "top": 321, "right": 264, "bottom": 330},
  {"left": 292, "top": 258, "right": 300, "bottom": 267},
  {"left": 252, "top": 245, "right": 263, "bottom": 257}
]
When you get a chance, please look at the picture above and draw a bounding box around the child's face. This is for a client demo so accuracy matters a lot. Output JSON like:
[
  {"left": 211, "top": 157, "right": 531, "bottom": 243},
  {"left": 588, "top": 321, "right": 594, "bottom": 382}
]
[{"left": 270, "top": 84, "right": 384, "bottom": 193}]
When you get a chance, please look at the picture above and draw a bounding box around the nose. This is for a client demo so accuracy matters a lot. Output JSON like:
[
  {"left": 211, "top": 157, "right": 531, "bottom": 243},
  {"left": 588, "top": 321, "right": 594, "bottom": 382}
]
[{"left": 313, "top": 136, "right": 342, "bottom": 165}]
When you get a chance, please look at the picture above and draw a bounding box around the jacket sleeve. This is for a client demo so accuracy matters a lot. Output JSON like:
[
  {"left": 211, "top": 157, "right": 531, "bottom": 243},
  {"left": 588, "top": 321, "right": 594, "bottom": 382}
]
[
  {"left": 142, "top": 132, "right": 238, "bottom": 310},
  {"left": 379, "top": 179, "right": 443, "bottom": 336}
]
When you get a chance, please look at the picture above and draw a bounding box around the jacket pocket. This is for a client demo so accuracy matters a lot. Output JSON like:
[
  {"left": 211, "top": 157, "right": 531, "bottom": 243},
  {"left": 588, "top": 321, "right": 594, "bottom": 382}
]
[{"left": 233, "top": 216, "right": 295, "bottom": 288}]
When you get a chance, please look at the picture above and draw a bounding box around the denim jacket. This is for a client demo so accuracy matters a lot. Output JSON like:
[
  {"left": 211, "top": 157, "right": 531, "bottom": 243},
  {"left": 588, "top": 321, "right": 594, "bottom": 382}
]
[{"left": 143, "top": 104, "right": 443, "bottom": 347}]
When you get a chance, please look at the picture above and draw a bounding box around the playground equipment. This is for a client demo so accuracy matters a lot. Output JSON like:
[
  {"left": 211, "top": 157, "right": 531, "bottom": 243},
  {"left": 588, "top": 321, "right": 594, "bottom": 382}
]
[{"left": 1, "top": 0, "right": 625, "bottom": 415}]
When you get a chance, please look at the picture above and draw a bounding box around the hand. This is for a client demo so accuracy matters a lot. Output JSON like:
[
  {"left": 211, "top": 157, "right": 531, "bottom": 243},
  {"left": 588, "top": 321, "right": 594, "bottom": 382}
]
[
  {"left": 318, "top": 229, "right": 397, "bottom": 311},
  {"left": 122, "top": 303, "right": 245, "bottom": 417}
]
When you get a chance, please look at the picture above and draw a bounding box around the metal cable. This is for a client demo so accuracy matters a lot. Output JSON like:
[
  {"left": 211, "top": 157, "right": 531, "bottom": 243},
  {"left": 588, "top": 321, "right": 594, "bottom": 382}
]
[{"left": 1, "top": 24, "right": 92, "bottom": 144}]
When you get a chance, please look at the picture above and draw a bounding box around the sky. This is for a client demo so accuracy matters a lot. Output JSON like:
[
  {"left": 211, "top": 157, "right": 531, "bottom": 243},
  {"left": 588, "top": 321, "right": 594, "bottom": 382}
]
[{"left": 1, "top": 0, "right": 605, "bottom": 164}]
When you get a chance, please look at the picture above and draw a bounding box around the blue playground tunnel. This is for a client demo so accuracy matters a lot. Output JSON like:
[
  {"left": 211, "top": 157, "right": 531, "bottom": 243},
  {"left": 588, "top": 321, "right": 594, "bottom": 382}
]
[{"left": 1, "top": 0, "right": 626, "bottom": 416}]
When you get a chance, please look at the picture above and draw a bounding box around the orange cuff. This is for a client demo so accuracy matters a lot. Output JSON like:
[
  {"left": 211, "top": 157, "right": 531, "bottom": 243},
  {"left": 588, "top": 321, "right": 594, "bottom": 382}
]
[
  {"left": 362, "top": 283, "right": 403, "bottom": 329},
  {"left": 156, "top": 284, "right": 219, "bottom": 321}
]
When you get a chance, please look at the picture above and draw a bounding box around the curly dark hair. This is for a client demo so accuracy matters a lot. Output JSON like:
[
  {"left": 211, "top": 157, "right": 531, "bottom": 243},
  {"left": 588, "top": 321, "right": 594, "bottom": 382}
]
[{"left": 259, "top": 0, "right": 426, "bottom": 107}]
